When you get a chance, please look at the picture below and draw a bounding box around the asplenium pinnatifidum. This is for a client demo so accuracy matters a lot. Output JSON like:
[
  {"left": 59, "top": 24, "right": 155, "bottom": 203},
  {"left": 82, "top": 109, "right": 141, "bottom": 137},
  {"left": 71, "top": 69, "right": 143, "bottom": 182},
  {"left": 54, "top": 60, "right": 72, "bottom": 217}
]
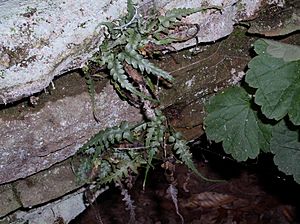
[
  {"left": 78, "top": 0, "right": 223, "bottom": 189},
  {"left": 204, "top": 39, "right": 300, "bottom": 183}
]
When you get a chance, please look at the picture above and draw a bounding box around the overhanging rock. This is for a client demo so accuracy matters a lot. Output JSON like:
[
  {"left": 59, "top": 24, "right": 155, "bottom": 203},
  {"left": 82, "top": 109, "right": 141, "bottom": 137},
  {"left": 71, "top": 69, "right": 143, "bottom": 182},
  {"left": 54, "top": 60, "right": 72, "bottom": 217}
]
[{"left": 0, "top": 0, "right": 263, "bottom": 104}]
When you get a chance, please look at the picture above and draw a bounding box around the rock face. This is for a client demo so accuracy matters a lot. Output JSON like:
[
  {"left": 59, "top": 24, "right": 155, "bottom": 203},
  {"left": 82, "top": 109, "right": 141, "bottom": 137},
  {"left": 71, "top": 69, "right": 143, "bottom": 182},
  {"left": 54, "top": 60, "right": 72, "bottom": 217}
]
[
  {"left": 0, "top": 25, "right": 257, "bottom": 222},
  {"left": 0, "top": 0, "right": 126, "bottom": 104},
  {"left": 0, "top": 0, "right": 263, "bottom": 104},
  {"left": 0, "top": 83, "right": 142, "bottom": 184}
]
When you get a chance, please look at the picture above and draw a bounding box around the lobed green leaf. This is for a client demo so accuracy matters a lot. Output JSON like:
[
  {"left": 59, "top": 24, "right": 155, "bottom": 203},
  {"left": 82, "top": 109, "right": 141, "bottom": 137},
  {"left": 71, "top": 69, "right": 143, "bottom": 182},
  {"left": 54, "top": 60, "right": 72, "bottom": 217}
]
[
  {"left": 246, "top": 39, "right": 300, "bottom": 125},
  {"left": 204, "top": 86, "right": 272, "bottom": 161},
  {"left": 271, "top": 120, "right": 300, "bottom": 184}
]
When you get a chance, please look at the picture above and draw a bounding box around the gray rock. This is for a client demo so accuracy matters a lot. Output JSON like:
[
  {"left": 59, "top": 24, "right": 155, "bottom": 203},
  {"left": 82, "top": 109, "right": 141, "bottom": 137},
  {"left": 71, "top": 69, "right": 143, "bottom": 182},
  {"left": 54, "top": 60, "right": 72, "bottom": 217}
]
[
  {"left": 0, "top": 184, "right": 22, "bottom": 217},
  {"left": 0, "top": 0, "right": 263, "bottom": 104},
  {"left": 5, "top": 188, "right": 88, "bottom": 224},
  {"left": 0, "top": 83, "right": 142, "bottom": 184},
  {"left": 14, "top": 161, "right": 81, "bottom": 208}
]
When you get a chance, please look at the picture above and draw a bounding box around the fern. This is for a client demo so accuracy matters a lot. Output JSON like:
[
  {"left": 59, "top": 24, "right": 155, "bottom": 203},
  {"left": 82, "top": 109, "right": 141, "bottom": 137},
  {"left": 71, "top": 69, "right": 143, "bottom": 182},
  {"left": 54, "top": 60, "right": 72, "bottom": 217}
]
[
  {"left": 121, "top": 45, "right": 174, "bottom": 82},
  {"left": 105, "top": 53, "right": 154, "bottom": 101},
  {"left": 78, "top": 0, "right": 222, "bottom": 211},
  {"left": 83, "top": 66, "right": 98, "bottom": 121},
  {"left": 117, "top": 181, "right": 137, "bottom": 224},
  {"left": 142, "top": 110, "right": 166, "bottom": 188},
  {"left": 170, "top": 132, "right": 223, "bottom": 182},
  {"left": 158, "top": 7, "right": 202, "bottom": 30},
  {"left": 167, "top": 184, "right": 184, "bottom": 224},
  {"left": 80, "top": 121, "right": 133, "bottom": 155},
  {"left": 100, "top": 149, "right": 146, "bottom": 185},
  {"left": 78, "top": 122, "right": 146, "bottom": 186},
  {"left": 100, "top": 159, "right": 133, "bottom": 185},
  {"left": 156, "top": 6, "right": 221, "bottom": 33},
  {"left": 125, "top": 0, "right": 136, "bottom": 24}
]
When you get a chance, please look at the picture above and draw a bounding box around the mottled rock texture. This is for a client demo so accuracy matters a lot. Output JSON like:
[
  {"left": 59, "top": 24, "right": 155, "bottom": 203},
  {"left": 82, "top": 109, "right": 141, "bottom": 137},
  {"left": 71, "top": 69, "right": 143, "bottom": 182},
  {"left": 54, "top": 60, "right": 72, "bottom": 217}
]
[
  {"left": 0, "top": 83, "right": 142, "bottom": 184},
  {"left": 0, "top": 0, "right": 263, "bottom": 104}
]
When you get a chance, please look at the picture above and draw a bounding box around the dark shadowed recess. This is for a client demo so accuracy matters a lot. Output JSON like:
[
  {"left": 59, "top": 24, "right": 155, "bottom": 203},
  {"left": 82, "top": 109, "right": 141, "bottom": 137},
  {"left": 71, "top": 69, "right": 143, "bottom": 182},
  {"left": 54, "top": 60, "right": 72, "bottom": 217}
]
[{"left": 70, "top": 135, "right": 300, "bottom": 224}]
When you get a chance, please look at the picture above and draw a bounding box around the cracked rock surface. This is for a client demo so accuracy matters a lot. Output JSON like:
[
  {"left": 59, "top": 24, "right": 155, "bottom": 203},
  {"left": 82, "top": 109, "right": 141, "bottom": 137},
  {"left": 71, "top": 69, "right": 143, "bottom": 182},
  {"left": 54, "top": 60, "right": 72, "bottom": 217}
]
[{"left": 0, "top": 83, "right": 142, "bottom": 184}]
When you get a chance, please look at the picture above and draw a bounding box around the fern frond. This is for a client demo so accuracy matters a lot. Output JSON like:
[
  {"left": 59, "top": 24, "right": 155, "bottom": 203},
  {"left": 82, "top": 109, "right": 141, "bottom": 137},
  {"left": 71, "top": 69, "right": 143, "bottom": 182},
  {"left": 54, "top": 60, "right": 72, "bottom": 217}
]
[
  {"left": 167, "top": 184, "right": 184, "bottom": 224},
  {"left": 100, "top": 159, "right": 139, "bottom": 185},
  {"left": 142, "top": 110, "right": 167, "bottom": 188},
  {"left": 158, "top": 7, "right": 201, "bottom": 30},
  {"left": 106, "top": 53, "right": 155, "bottom": 101},
  {"left": 80, "top": 121, "right": 133, "bottom": 154},
  {"left": 121, "top": 45, "right": 174, "bottom": 82},
  {"left": 83, "top": 66, "right": 99, "bottom": 122},
  {"left": 158, "top": 6, "right": 222, "bottom": 31},
  {"left": 118, "top": 182, "right": 137, "bottom": 224},
  {"left": 125, "top": 28, "right": 142, "bottom": 50},
  {"left": 125, "top": 0, "right": 136, "bottom": 23},
  {"left": 96, "top": 159, "right": 112, "bottom": 181},
  {"left": 171, "top": 132, "right": 223, "bottom": 182}
]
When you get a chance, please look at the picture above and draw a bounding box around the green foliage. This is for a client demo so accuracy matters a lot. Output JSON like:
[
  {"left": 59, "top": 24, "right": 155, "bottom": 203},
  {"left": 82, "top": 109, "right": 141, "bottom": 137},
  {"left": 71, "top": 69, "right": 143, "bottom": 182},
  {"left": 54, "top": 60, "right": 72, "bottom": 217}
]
[
  {"left": 77, "top": 121, "right": 143, "bottom": 185},
  {"left": 142, "top": 110, "right": 166, "bottom": 188},
  {"left": 77, "top": 109, "right": 215, "bottom": 187},
  {"left": 83, "top": 66, "right": 98, "bottom": 120},
  {"left": 77, "top": 0, "right": 224, "bottom": 198},
  {"left": 204, "top": 39, "right": 300, "bottom": 184},
  {"left": 246, "top": 39, "right": 300, "bottom": 125},
  {"left": 83, "top": 1, "right": 219, "bottom": 103},
  {"left": 169, "top": 132, "right": 222, "bottom": 182},
  {"left": 204, "top": 86, "right": 272, "bottom": 161},
  {"left": 271, "top": 120, "right": 300, "bottom": 183},
  {"left": 80, "top": 121, "right": 133, "bottom": 153},
  {"left": 157, "top": 6, "right": 220, "bottom": 31},
  {"left": 120, "top": 45, "right": 174, "bottom": 82}
]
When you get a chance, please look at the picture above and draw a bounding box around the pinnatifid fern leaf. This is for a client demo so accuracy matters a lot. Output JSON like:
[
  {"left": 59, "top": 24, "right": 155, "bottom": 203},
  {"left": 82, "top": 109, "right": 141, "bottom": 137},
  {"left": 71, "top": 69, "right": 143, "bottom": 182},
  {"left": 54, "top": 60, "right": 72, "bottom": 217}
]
[
  {"left": 121, "top": 45, "right": 174, "bottom": 82},
  {"left": 143, "top": 111, "right": 166, "bottom": 188},
  {"left": 157, "top": 6, "right": 221, "bottom": 32},
  {"left": 100, "top": 157, "right": 141, "bottom": 185},
  {"left": 158, "top": 8, "right": 200, "bottom": 29},
  {"left": 80, "top": 121, "right": 133, "bottom": 155},
  {"left": 170, "top": 132, "right": 223, "bottom": 182},
  {"left": 78, "top": 121, "right": 148, "bottom": 185},
  {"left": 83, "top": 66, "right": 98, "bottom": 121},
  {"left": 96, "top": 151, "right": 143, "bottom": 186},
  {"left": 106, "top": 53, "right": 154, "bottom": 101},
  {"left": 167, "top": 184, "right": 184, "bottom": 224},
  {"left": 125, "top": 0, "right": 136, "bottom": 24}
]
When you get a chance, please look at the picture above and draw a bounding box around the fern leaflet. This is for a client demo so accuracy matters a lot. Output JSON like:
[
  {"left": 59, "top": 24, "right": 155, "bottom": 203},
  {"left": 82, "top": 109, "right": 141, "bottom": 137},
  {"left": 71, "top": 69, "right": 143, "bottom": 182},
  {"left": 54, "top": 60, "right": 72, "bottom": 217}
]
[
  {"left": 121, "top": 45, "right": 174, "bottom": 82},
  {"left": 83, "top": 66, "right": 99, "bottom": 121},
  {"left": 170, "top": 132, "right": 223, "bottom": 182},
  {"left": 105, "top": 53, "right": 154, "bottom": 101}
]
